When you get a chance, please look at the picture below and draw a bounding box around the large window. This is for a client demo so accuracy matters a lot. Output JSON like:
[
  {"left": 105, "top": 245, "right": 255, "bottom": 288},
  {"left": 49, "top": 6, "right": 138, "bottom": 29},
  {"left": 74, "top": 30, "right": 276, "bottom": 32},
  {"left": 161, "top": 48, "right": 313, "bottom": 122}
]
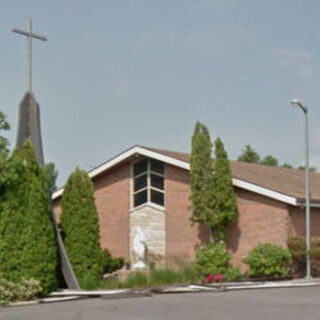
[{"left": 132, "top": 158, "right": 165, "bottom": 208}]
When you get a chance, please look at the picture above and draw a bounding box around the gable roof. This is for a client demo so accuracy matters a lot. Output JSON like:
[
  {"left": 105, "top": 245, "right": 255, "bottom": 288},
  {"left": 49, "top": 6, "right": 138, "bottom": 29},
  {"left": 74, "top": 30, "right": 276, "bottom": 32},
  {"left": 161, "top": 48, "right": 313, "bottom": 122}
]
[{"left": 53, "top": 145, "right": 320, "bottom": 206}]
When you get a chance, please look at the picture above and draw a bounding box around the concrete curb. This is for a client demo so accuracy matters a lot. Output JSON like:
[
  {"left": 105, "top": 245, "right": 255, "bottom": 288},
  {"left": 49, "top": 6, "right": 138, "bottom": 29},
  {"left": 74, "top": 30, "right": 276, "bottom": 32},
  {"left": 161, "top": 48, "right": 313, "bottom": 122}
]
[{"left": 5, "top": 278, "right": 320, "bottom": 307}]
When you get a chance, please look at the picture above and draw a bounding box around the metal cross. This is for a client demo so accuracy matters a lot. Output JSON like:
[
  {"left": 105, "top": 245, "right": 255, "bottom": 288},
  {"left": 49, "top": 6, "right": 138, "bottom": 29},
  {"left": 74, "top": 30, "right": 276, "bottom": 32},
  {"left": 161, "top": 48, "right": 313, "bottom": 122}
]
[{"left": 12, "top": 18, "right": 47, "bottom": 93}]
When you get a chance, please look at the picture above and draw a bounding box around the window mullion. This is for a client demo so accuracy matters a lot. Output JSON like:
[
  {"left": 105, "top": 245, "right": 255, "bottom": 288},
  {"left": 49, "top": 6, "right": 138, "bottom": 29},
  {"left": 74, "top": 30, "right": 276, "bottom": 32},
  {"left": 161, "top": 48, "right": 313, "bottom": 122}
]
[{"left": 147, "top": 159, "right": 151, "bottom": 203}]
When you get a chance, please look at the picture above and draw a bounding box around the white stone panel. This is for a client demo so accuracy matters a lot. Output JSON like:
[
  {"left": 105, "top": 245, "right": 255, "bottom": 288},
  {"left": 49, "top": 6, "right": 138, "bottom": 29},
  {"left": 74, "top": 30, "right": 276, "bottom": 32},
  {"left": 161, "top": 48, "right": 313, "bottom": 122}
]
[{"left": 130, "top": 205, "right": 165, "bottom": 268}]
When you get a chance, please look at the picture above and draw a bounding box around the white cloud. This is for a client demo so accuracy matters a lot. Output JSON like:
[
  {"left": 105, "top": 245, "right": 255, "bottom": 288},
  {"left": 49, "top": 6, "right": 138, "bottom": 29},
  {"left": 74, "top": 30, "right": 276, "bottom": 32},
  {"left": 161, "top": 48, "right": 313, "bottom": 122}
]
[{"left": 272, "top": 47, "right": 318, "bottom": 77}]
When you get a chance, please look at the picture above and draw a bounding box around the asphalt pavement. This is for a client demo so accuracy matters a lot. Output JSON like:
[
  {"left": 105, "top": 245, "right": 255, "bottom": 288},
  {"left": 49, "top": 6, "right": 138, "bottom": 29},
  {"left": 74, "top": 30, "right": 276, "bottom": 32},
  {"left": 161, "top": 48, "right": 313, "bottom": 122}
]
[{"left": 1, "top": 287, "right": 320, "bottom": 320}]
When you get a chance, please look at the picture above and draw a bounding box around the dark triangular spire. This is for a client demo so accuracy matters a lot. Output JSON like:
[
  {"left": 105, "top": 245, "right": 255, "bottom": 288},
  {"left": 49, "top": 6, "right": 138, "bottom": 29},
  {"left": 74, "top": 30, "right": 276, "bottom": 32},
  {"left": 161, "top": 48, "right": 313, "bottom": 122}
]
[
  {"left": 16, "top": 91, "right": 44, "bottom": 165},
  {"left": 15, "top": 91, "right": 80, "bottom": 290}
]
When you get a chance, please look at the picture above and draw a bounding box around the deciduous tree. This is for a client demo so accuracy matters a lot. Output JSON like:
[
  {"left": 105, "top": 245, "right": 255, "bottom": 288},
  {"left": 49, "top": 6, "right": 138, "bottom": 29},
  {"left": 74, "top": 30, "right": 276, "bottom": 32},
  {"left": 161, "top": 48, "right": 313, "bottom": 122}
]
[{"left": 237, "top": 145, "right": 260, "bottom": 163}]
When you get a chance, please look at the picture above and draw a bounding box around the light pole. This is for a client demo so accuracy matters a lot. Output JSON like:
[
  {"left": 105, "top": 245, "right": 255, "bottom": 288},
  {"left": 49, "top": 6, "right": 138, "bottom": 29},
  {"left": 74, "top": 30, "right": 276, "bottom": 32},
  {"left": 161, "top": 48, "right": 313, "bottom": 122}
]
[{"left": 290, "top": 98, "right": 311, "bottom": 279}]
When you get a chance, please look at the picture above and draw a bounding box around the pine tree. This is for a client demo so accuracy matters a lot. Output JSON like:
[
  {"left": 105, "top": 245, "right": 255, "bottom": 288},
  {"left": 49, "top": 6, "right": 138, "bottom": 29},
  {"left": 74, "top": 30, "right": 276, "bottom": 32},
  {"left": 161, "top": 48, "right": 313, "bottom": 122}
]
[
  {"left": 0, "top": 141, "right": 58, "bottom": 293},
  {"left": 60, "top": 168, "right": 103, "bottom": 288},
  {"left": 211, "top": 138, "right": 237, "bottom": 241},
  {"left": 237, "top": 145, "right": 260, "bottom": 163},
  {"left": 190, "top": 122, "right": 215, "bottom": 239}
]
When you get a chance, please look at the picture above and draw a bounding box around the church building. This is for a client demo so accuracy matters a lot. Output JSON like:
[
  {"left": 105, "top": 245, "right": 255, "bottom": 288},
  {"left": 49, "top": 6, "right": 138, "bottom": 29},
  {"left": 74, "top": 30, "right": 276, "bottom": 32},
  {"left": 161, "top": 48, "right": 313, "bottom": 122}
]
[{"left": 52, "top": 145, "right": 320, "bottom": 269}]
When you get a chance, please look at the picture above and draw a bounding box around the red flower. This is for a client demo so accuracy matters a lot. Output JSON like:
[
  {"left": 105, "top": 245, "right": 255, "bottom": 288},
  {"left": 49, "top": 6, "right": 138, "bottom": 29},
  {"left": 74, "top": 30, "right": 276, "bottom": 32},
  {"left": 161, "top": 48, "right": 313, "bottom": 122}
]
[
  {"left": 205, "top": 274, "right": 215, "bottom": 283},
  {"left": 215, "top": 274, "right": 224, "bottom": 282}
]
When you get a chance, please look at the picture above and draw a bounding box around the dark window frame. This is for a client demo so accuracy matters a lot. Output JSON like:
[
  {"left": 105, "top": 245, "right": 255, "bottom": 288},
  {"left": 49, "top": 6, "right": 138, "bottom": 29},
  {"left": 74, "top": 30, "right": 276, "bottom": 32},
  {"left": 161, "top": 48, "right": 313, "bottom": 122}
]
[{"left": 132, "top": 158, "right": 165, "bottom": 209}]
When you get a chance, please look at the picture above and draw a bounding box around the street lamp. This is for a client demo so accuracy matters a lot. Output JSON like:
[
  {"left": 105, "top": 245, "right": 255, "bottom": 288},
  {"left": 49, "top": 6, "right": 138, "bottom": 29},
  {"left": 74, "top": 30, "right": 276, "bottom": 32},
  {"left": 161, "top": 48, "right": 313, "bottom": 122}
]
[{"left": 290, "top": 98, "right": 311, "bottom": 279}]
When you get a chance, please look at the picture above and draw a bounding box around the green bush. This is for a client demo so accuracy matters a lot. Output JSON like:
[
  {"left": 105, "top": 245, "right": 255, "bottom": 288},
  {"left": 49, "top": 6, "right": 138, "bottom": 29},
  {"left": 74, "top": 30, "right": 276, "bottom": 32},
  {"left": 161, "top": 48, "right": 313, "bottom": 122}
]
[
  {"left": 101, "top": 249, "right": 124, "bottom": 274},
  {"left": 310, "top": 239, "right": 320, "bottom": 277},
  {"left": 287, "top": 237, "right": 306, "bottom": 276},
  {"left": 223, "top": 266, "right": 242, "bottom": 282},
  {"left": 0, "top": 278, "right": 42, "bottom": 305},
  {"left": 194, "top": 242, "right": 239, "bottom": 279},
  {"left": 244, "top": 243, "right": 292, "bottom": 278},
  {"left": 287, "top": 237, "right": 320, "bottom": 277}
]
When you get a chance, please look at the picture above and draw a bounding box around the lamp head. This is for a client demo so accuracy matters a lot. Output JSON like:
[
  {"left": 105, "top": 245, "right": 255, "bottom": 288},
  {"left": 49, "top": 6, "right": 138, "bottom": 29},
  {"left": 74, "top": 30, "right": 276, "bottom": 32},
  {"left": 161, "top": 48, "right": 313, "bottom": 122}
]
[
  {"left": 291, "top": 98, "right": 301, "bottom": 107},
  {"left": 290, "top": 98, "right": 307, "bottom": 112}
]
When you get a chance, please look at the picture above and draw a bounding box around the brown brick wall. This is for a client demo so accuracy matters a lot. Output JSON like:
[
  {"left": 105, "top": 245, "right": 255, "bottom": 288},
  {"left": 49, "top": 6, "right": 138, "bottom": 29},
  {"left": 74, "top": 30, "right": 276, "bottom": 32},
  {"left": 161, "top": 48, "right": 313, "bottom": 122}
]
[
  {"left": 93, "top": 163, "right": 130, "bottom": 261},
  {"left": 288, "top": 207, "right": 320, "bottom": 238},
  {"left": 226, "top": 188, "right": 290, "bottom": 269},
  {"left": 53, "top": 157, "right": 319, "bottom": 271},
  {"left": 165, "top": 164, "right": 209, "bottom": 266}
]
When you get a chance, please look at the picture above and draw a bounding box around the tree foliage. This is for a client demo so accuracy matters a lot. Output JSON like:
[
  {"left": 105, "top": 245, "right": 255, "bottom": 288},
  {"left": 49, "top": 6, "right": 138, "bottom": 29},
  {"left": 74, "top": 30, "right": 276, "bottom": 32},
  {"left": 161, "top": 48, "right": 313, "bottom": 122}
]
[
  {"left": 0, "top": 112, "right": 10, "bottom": 192},
  {"left": 61, "top": 168, "right": 103, "bottom": 288},
  {"left": 237, "top": 145, "right": 260, "bottom": 163},
  {"left": 44, "top": 162, "right": 58, "bottom": 193},
  {"left": 0, "top": 141, "right": 58, "bottom": 293},
  {"left": 211, "top": 138, "right": 237, "bottom": 241},
  {"left": 282, "top": 163, "right": 293, "bottom": 169},
  {"left": 0, "top": 111, "right": 10, "bottom": 159},
  {"left": 190, "top": 124, "right": 237, "bottom": 242},
  {"left": 260, "top": 155, "right": 278, "bottom": 167},
  {"left": 190, "top": 123, "right": 215, "bottom": 232}
]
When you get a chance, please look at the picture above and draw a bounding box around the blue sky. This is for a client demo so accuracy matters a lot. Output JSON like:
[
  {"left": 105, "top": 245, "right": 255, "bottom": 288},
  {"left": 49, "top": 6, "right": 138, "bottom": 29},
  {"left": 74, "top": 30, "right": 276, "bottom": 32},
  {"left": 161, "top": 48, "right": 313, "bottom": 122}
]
[{"left": 1, "top": 0, "right": 320, "bottom": 185}]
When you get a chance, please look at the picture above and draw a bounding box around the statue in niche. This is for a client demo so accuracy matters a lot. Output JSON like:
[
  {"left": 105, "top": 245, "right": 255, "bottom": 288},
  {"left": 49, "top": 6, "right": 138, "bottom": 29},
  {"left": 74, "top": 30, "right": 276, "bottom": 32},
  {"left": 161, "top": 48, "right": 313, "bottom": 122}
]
[{"left": 132, "top": 226, "right": 147, "bottom": 269}]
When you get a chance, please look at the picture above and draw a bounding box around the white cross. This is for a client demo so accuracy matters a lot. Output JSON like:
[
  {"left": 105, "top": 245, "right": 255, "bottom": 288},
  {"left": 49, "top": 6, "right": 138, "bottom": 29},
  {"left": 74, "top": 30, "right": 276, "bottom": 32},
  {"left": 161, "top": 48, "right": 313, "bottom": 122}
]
[{"left": 12, "top": 18, "right": 47, "bottom": 93}]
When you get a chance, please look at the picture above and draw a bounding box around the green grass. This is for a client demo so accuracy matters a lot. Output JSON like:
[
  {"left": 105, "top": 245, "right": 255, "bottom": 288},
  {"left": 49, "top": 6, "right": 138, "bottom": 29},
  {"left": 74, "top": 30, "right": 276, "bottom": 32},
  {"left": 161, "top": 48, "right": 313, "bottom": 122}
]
[{"left": 101, "top": 266, "right": 201, "bottom": 289}]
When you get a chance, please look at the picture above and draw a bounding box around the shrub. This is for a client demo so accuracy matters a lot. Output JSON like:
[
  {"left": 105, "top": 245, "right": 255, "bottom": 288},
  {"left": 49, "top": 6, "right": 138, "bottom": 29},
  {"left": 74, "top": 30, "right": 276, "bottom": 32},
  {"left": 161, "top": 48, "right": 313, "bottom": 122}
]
[
  {"left": 101, "top": 249, "right": 124, "bottom": 274},
  {"left": 195, "top": 242, "right": 231, "bottom": 276},
  {"left": 310, "top": 239, "right": 320, "bottom": 277},
  {"left": 244, "top": 243, "right": 292, "bottom": 278},
  {"left": 287, "top": 237, "right": 320, "bottom": 277},
  {"left": 287, "top": 237, "right": 306, "bottom": 276},
  {"left": 0, "top": 278, "right": 42, "bottom": 305},
  {"left": 223, "top": 266, "right": 242, "bottom": 282}
]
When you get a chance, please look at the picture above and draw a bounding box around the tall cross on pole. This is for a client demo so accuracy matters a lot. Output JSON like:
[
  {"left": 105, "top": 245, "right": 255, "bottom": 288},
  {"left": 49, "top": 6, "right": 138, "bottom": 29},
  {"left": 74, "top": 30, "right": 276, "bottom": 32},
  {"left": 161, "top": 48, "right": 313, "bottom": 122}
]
[{"left": 12, "top": 17, "right": 47, "bottom": 93}]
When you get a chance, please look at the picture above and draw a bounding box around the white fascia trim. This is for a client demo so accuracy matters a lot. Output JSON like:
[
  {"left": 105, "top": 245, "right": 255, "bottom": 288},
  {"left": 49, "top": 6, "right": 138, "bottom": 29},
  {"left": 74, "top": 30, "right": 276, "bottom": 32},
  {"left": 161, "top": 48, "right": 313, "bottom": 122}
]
[
  {"left": 52, "top": 146, "right": 190, "bottom": 200},
  {"left": 52, "top": 145, "right": 301, "bottom": 207},
  {"left": 232, "top": 178, "right": 298, "bottom": 206},
  {"left": 88, "top": 146, "right": 190, "bottom": 178}
]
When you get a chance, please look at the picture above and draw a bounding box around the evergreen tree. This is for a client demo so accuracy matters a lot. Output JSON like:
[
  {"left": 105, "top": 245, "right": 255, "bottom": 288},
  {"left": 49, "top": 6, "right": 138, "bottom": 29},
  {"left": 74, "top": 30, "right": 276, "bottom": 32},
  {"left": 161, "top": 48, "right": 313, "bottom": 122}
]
[
  {"left": 237, "top": 145, "right": 260, "bottom": 163},
  {"left": 260, "top": 155, "right": 279, "bottom": 167},
  {"left": 0, "top": 141, "right": 57, "bottom": 293},
  {"left": 211, "top": 138, "right": 237, "bottom": 241},
  {"left": 44, "top": 162, "right": 58, "bottom": 193},
  {"left": 0, "top": 111, "right": 10, "bottom": 194},
  {"left": 190, "top": 123, "right": 215, "bottom": 233},
  {"left": 0, "top": 111, "right": 9, "bottom": 159},
  {"left": 60, "top": 168, "right": 103, "bottom": 288}
]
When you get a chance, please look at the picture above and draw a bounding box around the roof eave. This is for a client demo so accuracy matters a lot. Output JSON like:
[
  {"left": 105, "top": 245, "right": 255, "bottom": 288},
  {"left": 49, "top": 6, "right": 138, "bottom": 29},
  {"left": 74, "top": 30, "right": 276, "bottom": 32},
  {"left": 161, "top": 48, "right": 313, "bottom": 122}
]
[{"left": 52, "top": 145, "right": 302, "bottom": 206}]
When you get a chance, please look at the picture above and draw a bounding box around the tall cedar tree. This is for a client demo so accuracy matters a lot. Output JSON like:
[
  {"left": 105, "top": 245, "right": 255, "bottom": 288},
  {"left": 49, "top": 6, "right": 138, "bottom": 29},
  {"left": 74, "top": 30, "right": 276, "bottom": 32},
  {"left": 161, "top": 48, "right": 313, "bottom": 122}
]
[
  {"left": 0, "top": 141, "right": 57, "bottom": 293},
  {"left": 61, "top": 168, "right": 103, "bottom": 288},
  {"left": 212, "top": 138, "right": 238, "bottom": 241},
  {"left": 190, "top": 122, "right": 215, "bottom": 239},
  {"left": 0, "top": 111, "right": 10, "bottom": 194}
]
